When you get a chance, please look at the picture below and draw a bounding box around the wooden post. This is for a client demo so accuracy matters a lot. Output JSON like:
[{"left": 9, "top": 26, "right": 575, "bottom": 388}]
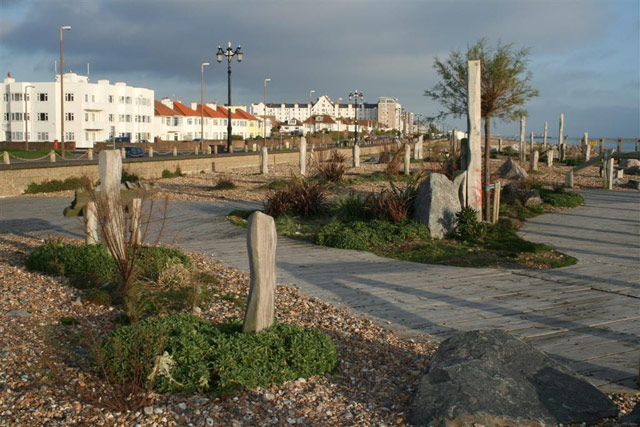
[
  {"left": 148, "top": 147, "right": 154, "bottom": 157},
  {"left": 194, "top": 146, "right": 199, "bottom": 155},
  {"left": 214, "top": 145, "right": 218, "bottom": 155},
  {"left": 558, "top": 113, "right": 565, "bottom": 161},
  {"left": 604, "top": 150, "right": 614, "bottom": 190},
  {"left": 529, "top": 131, "right": 534, "bottom": 155},
  {"left": 129, "top": 198, "right": 142, "bottom": 245},
  {"left": 617, "top": 139, "right": 622, "bottom": 152},
  {"left": 636, "top": 139, "right": 639, "bottom": 152},
  {"left": 566, "top": 170, "right": 574, "bottom": 188},
  {"left": 99, "top": 150, "right": 125, "bottom": 258},
  {"left": 120, "top": 147, "right": 126, "bottom": 159},
  {"left": 84, "top": 201, "right": 99, "bottom": 245},
  {"left": 206, "top": 145, "right": 211, "bottom": 155},
  {"left": 172, "top": 147, "right": 177, "bottom": 157},
  {"left": 547, "top": 146, "right": 554, "bottom": 167},
  {"left": 583, "top": 132, "right": 590, "bottom": 162},
  {"left": 260, "top": 146, "right": 268, "bottom": 175},
  {"left": 2, "top": 151, "right": 9, "bottom": 165},
  {"left": 467, "top": 60, "right": 483, "bottom": 220},
  {"left": 492, "top": 181, "right": 501, "bottom": 224},
  {"left": 87, "top": 149, "right": 93, "bottom": 161},
  {"left": 404, "top": 143, "right": 411, "bottom": 175},
  {"left": 352, "top": 144, "right": 360, "bottom": 168},
  {"left": 599, "top": 139, "right": 604, "bottom": 155},
  {"left": 299, "top": 136, "right": 307, "bottom": 176},
  {"left": 498, "top": 138, "right": 503, "bottom": 153},
  {"left": 49, "top": 150, "right": 56, "bottom": 163},
  {"left": 543, "top": 121, "right": 548, "bottom": 149},
  {"left": 531, "top": 150, "right": 539, "bottom": 172}
]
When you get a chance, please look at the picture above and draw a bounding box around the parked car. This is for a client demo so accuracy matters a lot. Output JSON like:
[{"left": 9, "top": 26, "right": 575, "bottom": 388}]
[{"left": 123, "top": 146, "right": 146, "bottom": 158}]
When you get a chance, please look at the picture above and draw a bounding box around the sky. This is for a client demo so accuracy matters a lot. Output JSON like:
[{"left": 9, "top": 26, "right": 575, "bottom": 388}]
[{"left": 1, "top": 0, "right": 638, "bottom": 139}]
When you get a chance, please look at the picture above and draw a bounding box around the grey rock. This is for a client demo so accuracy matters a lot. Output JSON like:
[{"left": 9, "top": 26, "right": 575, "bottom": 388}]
[
  {"left": 7, "top": 310, "right": 31, "bottom": 317},
  {"left": 409, "top": 330, "right": 618, "bottom": 426},
  {"left": 143, "top": 406, "right": 153, "bottom": 416},
  {"left": 502, "top": 184, "right": 541, "bottom": 207},
  {"left": 619, "top": 158, "right": 640, "bottom": 168},
  {"left": 497, "top": 157, "right": 529, "bottom": 179},
  {"left": 622, "top": 402, "right": 640, "bottom": 425},
  {"left": 412, "top": 173, "right": 461, "bottom": 239}
]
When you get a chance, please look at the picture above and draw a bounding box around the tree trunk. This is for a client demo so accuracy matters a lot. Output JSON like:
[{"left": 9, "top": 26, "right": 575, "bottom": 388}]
[{"left": 484, "top": 118, "right": 491, "bottom": 221}]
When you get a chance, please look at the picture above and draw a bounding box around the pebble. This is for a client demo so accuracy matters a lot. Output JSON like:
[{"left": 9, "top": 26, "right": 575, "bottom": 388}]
[
  {"left": 263, "top": 392, "right": 275, "bottom": 402},
  {"left": 143, "top": 406, "right": 154, "bottom": 416},
  {"left": 7, "top": 310, "right": 31, "bottom": 317},
  {"left": 177, "top": 403, "right": 187, "bottom": 411}
]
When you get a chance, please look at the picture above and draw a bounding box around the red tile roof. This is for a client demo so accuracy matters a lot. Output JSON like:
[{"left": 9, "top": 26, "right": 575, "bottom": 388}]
[
  {"left": 154, "top": 100, "right": 177, "bottom": 116},
  {"left": 195, "top": 104, "right": 227, "bottom": 118},
  {"left": 234, "top": 109, "right": 259, "bottom": 121},
  {"left": 172, "top": 101, "right": 199, "bottom": 116}
]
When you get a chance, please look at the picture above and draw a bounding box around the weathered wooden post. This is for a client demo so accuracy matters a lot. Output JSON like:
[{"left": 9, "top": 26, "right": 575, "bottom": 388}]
[
  {"left": 604, "top": 150, "right": 614, "bottom": 190},
  {"left": 299, "top": 136, "right": 307, "bottom": 176},
  {"left": 498, "top": 138, "right": 503, "bottom": 153},
  {"left": 147, "top": 147, "right": 153, "bottom": 158},
  {"left": 352, "top": 144, "right": 360, "bottom": 168},
  {"left": 120, "top": 147, "right": 126, "bottom": 159},
  {"left": 244, "top": 143, "right": 249, "bottom": 153},
  {"left": 243, "top": 211, "right": 277, "bottom": 333},
  {"left": 543, "top": 121, "right": 548, "bottom": 149},
  {"left": 636, "top": 139, "right": 639, "bottom": 152},
  {"left": 529, "top": 131, "right": 535, "bottom": 156},
  {"left": 49, "top": 150, "right": 56, "bottom": 163},
  {"left": 599, "top": 139, "right": 604, "bottom": 155},
  {"left": 84, "top": 201, "right": 99, "bottom": 245},
  {"left": 172, "top": 147, "right": 178, "bottom": 157},
  {"left": 519, "top": 115, "right": 526, "bottom": 161},
  {"left": 99, "top": 150, "right": 125, "bottom": 257},
  {"left": 260, "top": 146, "right": 269, "bottom": 175},
  {"left": 414, "top": 135, "right": 423, "bottom": 160},
  {"left": 547, "top": 146, "right": 554, "bottom": 167},
  {"left": 404, "top": 143, "right": 411, "bottom": 175},
  {"left": 214, "top": 145, "right": 218, "bottom": 155},
  {"left": 492, "top": 181, "right": 501, "bottom": 224},
  {"left": 87, "top": 149, "right": 94, "bottom": 161},
  {"left": 129, "top": 198, "right": 142, "bottom": 245},
  {"left": 2, "top": 151, "right": 9, "bottom": 165},
  {"left": 583, "top": 132, "right": 590, "bottom": 162},
  {"left": 206, "top": 145, "right": 211, "bottom": 155},
  {"left": 616, "top": 138, "right": 622, "bottom": 152},
  {"left": 566, "top": 169, "right": 574, "bottom": 188},
  {"left": 558, "top": 113, "right": 565, "bottom": 162},
  {"left": 251, "top": 143, "right": 257, "bottom": 152},
  {"left": 531, "top": 150, "right": 539, "bottom": 172},
  {"left": 194, "top": 146, "right": 199, "bottom": 156},
  {"left": 285, "top": 141, "right": 290, "bottom": 150},
  {"left": 467, "top": 60, "right": 483, "bottom": 220},
  {"left": 450, "top": 129, "right": 457, "bottom": 155}
]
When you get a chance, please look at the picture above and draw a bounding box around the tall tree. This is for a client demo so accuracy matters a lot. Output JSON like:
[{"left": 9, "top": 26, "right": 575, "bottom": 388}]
[{"left": 424, "top": 38, "right": 539, "bottom": 220}]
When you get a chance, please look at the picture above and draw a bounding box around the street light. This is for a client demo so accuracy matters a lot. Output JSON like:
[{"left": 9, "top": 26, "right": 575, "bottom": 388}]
[
  {"left": 349, "top": 90, "right": 363, "bottom": 145},
  {"left": 24, "top": 85, "right": 34, "bottom": 150},
  {"left": 200, "top": 62, "right": 210, "bottom": 145},
  {"left": 60, "top": 25, "right": 71, "bottom": 157},
  {"left": 216, "top": 41, "right": 243, "bottom": 152},
  {"left": 263, "top": 78, "right": 271, "bottom": 148},
  {"left": 309, "top": 90, "right": 315, "bottom": 135}
]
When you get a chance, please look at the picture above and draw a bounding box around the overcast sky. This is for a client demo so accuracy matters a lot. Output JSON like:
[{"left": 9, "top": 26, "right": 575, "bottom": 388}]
[{"left": 1, "top": 0, "right": 638, "bottom": 138}]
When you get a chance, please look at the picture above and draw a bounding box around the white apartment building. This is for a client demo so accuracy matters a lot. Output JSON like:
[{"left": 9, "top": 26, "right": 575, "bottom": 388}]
[
  {"left": 1, "top": 72, "right": 154, "bottom": 148},
  {"left": 377, "top": 97, "right": 402, "bottom": 131}
]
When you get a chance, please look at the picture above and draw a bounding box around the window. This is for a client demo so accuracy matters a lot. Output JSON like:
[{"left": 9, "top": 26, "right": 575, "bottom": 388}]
[
  {"left": 65, "top": 132, "right": 74, "bottom": 140},
  {"left": 85, "top": 94, "right": 88, "bottom": 102},
  {"left": 108, "top": 114, "right": 114, "bottom": 122},
  {"left": 25, "top": 113, "right": 30, "bottom": 120},
  {"left": 37, "top": 132, "right": 49, "bottom": 140},
  {"left": 119, "top": 114, "right": 124, "bottom": 122},
  {"left": 11, "top": 93, "right": 23, "bottom": 101},
  {"left": 65, "top": 112, "right": 74, "bottom": 121},
  {"left": 11, "top": 113, "right": 23, "bottom": 121},
  {"left": 92, "top": 95, "right": 95, "bottom": 102},
  {"left": 119, "top": 96, "right": 125, "bottom": 104},
  {"left": 38, "top": 93, "right": 48, "bottom": 101},
  {"left": 37, "top": 112, "right": 48, "bottom": 121},
  {"left": 187, "top": 118, "right": 193, "bottom": 125},
  {"left": 3, "top": 113, "right": 8, "bottom": 121},
  {"left": 125, "top": 114, "right": 131, "bottom": 122},
  {"left": 108, "top": 95, "right": 114, "bottom": 103},
  {"left": 64, "top": 93, "right": 74, "bottom": 101},
  {"left": 3, "top": 94, "right": 8, "bottom": 101},
  {"left": 12, "top": 132, "right": 23, "bottom": 140},
  {"left": 125, "top": 96, "right": 131, "bottom": 104},
  {"left": 85, "top": 113, "right": 89, "bottom": 121}
]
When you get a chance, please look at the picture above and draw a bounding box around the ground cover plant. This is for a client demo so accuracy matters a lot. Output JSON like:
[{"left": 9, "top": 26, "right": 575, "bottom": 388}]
[
  {"left": 161, "top": 167, "right": 184, "bottom": 178},
  {"left": 23, "top": 177, "right": 85, "bottom": 194},
  {"left": 2, "top": 147, "right": 61, "bottom": 159},
  {"left": 228, "top": 177, "right": 581, "bottom": 269}
]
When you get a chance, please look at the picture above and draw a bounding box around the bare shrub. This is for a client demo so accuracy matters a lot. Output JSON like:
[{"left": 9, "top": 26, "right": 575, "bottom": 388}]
[{"left": 385, "top": 147, "right": 405, "bottom": 176}]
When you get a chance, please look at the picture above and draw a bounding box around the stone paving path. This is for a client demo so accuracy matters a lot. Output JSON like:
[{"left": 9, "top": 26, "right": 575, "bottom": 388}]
[{"left": 0, "top": 190, "right": 638, "bottom": 392}]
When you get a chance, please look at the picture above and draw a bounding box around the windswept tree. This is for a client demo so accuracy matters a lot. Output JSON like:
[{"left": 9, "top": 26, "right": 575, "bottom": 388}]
[{"left": 424, "top": 38, "right": 539, "bottom": 220}]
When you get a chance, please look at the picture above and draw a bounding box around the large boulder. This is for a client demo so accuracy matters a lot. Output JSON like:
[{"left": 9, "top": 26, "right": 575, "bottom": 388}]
[
  {"left": 412, "top": 173, "right": 461, "bottom": 239},
  {"left": 409, "top": 330, "right": 618, "bottom": 426},
  {"left": 497, "top": 157, "right": 529, "bottom": 180}
]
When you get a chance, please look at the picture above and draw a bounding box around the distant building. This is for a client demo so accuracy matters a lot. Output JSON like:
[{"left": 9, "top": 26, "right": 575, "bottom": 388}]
[
  {"left": 377, "top": 97, "right": 402, "bottom": 131},
  {"left": 1, "top": 72, "right": 154, "bottom": 148}
]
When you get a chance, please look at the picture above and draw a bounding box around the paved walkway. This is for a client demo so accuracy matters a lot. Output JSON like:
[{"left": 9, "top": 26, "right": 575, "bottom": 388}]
[{"left": 0, "top": 190, "right": 638, "bottom": 392}]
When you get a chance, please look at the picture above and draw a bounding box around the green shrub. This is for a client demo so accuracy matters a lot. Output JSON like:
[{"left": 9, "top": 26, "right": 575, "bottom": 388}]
[
  {"left": 213, "top": 178, "right": 236, "bottom": 190},
  {"left": 59, "top": 316, "right": 79, "bottom": 326},
  {"left": 454, "top": 206, "right": 486, "bottom": 243},
  {"left": 521, "top": 178, "right": 544, "bottom": 191},
  {"left": 100, "top": 314, "right": 337, "bottom": 395},
  {"left": 333, "top": 192, "right": 370, "bottom": 222},
  {"left": 261, "top": 179, "right": 288, "bottom": 190},
  {"left": 25, "top": 241, "right": 190, "bottom": 288},
  {"left": 539, "top": 189, "right": 584, "bottom": 208},
  {"left": 23, "top": 177, "right": 85, "bottom": 194},
  {"left": 161, "top": 167, "right": 184, "bottom": 179},
  {"left": 564, "top": 158, "right": 582, "bottom": 167},
  {"left": 84, "top": 288, "right": 112, "bottom": 306},
  {"left": 121, "top": 170, "right": 140, "bottom": 183},
  {"left": 316, "top": 219, "right": 429, "bottom": 251}
]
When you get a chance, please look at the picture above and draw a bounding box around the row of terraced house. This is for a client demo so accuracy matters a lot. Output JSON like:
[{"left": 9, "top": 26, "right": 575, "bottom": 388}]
[{"left": 2, "top": 71, "right": 411, "bottom": 149}]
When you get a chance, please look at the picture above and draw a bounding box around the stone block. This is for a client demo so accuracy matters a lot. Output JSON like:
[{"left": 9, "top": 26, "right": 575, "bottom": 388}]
[{"left": 412, "top": 173, "right": 461, "bottom": 239}]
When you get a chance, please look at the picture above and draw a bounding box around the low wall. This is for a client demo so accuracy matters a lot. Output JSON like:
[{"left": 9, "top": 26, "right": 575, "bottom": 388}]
[{"left": 0, "top": 144, "right": 389, "bottom": 197}]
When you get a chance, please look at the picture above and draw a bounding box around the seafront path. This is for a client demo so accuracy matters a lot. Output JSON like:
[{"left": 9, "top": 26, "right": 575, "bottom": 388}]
[{"left": 1, "top": 189, "right": 638, "bottom": 392}]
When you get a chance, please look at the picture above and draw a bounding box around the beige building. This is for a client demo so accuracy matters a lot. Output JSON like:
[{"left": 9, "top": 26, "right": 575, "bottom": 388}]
[{"left": 377, "top": 97, "right": 402, "bottom": 131}]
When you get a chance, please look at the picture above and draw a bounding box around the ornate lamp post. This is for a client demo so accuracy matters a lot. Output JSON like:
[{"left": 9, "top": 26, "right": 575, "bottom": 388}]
[
  {"left": 349, "top": 90, "right": 363, "bottom": 145},
  {"left": 60, "top": 25, "right": 71, "bottom": 157},
  {"left": 24, "top": 85, "right": 34, "bottom": 150},
  {"left": 309, "top": 90, "right": 315, "bottom": 135},
  {"left": 200, "top": 62, "right": 210, "bottom": 144},
  {"left": 216, "top": 42, "right": 243, "bottom": 152},
  {"left": 263, "top": 78, "right": 271, "bottom": 148}
]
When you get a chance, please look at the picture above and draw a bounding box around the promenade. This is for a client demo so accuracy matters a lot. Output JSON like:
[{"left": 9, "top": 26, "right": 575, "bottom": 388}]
[{"left": 1, "top": 189, "right": 638, "bottom": 392}]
